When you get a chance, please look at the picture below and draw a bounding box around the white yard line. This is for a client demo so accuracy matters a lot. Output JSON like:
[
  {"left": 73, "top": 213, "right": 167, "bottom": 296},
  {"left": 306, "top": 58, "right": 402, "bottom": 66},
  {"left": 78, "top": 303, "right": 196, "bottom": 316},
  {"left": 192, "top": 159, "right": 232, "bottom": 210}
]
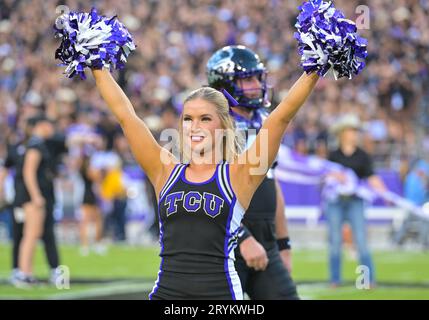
[{"left": 48, "top": 281, "right": 154, "bottom": 300}]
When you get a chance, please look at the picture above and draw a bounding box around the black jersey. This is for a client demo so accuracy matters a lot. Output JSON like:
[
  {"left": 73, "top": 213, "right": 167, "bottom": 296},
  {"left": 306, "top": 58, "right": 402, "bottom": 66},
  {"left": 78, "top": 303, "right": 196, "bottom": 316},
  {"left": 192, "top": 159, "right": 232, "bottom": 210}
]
[
  {"left": 4, "top": 142, "right": 26, "bottom": 207},
  {"left": 4, "top": 142, "right": 24, "bottom": 170},
  {"left": 149, "top": 162, "right": 244, "bottom": 300},
  {"left": 5, "top": 136, "right": 65, "bottom": 206},
  {"left": 328, "top": 147, "right": 374, "bottom": 179},
  {"left": 14, "top": 137, "right": 56, "bottom": 206},
  {"left": 45, "top": 134, "right": 67, "bottom": 176}
]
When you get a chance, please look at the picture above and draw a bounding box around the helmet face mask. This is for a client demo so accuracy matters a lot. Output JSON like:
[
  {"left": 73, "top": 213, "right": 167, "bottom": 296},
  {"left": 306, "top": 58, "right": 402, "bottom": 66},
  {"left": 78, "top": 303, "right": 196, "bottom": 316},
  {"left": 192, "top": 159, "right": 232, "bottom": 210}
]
[{"left": 207, "top": 45, "right": 272, "bottom": 109}]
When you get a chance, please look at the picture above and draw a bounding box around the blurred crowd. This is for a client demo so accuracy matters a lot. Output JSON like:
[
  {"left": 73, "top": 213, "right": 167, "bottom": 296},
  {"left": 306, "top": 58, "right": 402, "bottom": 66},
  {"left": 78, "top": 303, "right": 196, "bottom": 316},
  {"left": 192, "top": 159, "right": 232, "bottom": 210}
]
[
  {"left": 1, "top": 0, "right": 429, "bottom": 241},
  {"left": 1, "top": 0, "right": 429, "bottom": 160}
]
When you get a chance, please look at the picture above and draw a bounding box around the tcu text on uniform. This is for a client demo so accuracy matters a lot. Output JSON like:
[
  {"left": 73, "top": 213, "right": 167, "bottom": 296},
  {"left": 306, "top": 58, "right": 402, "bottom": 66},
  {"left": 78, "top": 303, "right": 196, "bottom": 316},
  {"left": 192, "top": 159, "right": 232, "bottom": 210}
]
[{"left": 165, "top": 191, "right": 225, "bottom": 218}]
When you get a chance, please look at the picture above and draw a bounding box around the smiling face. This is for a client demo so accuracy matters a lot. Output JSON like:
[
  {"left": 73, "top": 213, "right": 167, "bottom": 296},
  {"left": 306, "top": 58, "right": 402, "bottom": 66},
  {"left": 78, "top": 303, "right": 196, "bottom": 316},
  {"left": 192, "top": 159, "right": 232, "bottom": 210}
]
[
  {"left": 182, "top": 98, "right": 224, "bottom": 160},
  {"left": 179, "top": 86, "right": 241, "bottom": 164}
]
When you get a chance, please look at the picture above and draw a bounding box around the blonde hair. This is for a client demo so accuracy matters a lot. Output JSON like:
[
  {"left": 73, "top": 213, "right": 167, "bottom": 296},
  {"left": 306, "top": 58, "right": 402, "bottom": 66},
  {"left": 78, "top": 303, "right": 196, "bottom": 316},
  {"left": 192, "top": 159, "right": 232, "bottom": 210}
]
[{"left": 179, "top": 87, "right": 243, "bottom": 163}]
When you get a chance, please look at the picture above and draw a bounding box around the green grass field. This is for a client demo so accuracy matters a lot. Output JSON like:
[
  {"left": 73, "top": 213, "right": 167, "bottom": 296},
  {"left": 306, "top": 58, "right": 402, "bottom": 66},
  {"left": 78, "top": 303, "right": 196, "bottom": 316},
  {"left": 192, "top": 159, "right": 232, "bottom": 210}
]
[{"left": 0, "top": 243, "right": 428, "bottom": 299}]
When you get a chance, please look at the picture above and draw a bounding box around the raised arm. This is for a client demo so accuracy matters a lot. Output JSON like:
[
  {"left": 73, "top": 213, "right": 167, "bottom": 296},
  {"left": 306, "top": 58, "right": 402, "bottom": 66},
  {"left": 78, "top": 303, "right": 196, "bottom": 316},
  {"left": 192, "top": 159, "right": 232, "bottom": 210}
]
[
  {"left": 232, "top": 72, "right": 319, "bottom": 208},
  {"left": 91, "top": 69, "right": 175, "bottom": 189}
]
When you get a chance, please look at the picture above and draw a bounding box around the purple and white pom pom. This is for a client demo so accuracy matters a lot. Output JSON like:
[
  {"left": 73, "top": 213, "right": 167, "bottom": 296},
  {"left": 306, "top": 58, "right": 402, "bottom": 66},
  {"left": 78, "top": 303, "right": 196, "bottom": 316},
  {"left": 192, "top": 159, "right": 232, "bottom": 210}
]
[
  {"left": 294, "top": 0, "right": 368, "bottom": 80},
  {"left": 54, "top": 7, "right": 136, "bottom": 79}
]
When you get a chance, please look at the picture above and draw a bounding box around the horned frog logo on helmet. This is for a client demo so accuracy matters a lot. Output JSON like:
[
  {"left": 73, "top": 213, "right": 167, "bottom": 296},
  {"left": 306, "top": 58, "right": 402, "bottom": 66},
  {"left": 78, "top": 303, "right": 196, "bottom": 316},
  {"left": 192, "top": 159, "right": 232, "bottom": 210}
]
[{"left": 206, "top": 45, "right": 271, "bottom": 109}]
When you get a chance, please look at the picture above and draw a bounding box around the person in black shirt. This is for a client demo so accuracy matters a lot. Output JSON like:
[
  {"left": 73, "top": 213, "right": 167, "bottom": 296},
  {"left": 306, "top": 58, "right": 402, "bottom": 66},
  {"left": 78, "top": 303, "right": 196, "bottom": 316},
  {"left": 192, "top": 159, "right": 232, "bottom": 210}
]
[
  {"left": 0, "top": 139, "right": 27, "bottom": 280},
  {"left": 326, "top": 114, "right": 387, "bottom": 287},
  {"left": 14, "top": 114, "right": 59, "bottom": 285},
  {"left": 0, "top": 121, "right": 67, "bottom": 286}
]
